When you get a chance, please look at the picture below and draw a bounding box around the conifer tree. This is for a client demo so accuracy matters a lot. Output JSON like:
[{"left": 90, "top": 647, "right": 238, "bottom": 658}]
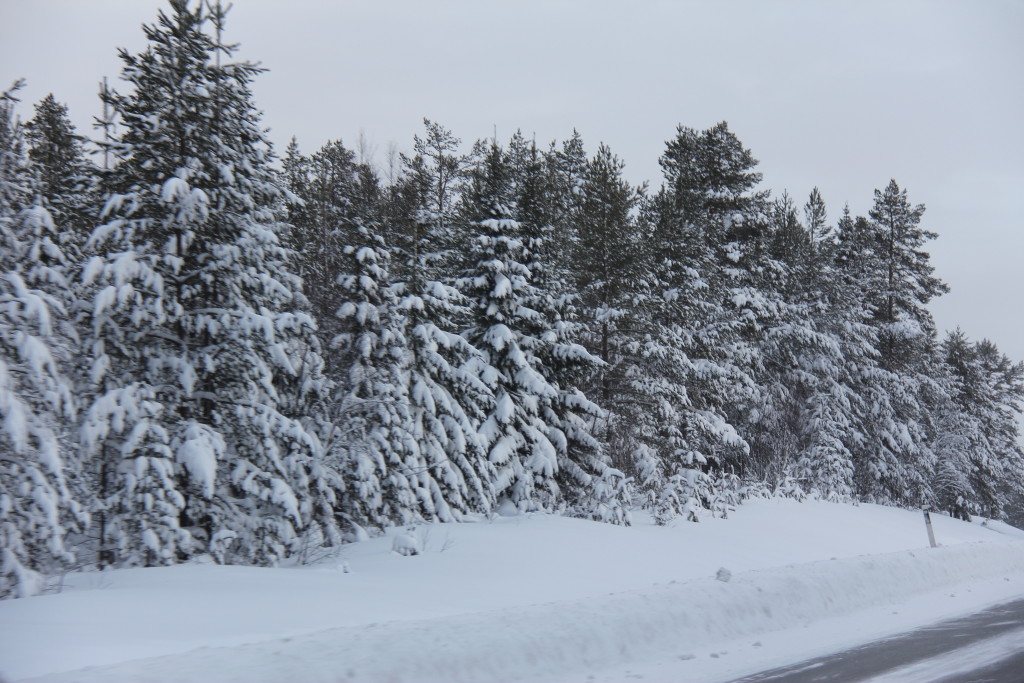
[
  {"left": 868, "top": 180, "right": 948, "bottom": 372},
  {"left": 278, "top": 136, "right": 311, "bottom": 254},
  {"left": 973, "top": 340, "right": 1024, "bottom": 517},
  {"left": 544, "top": 130, "right": 589, "bottom": 289},
  {"left": 24, "top": 94, "right": 94, "bottom": 239},
  {"left": 852, "top": 182, "right": 946, "bottom": 505},
  {"left": 499, "top": 134, "right": 621, "bottom": 520},
  {"left": 804, "top": 188, "right": 829, "bottom": 262},
  {"left": 762, "top": 191, "right": 862, "bottom": 501},
  {"left": 831, "top": 195, "right": 937, "bottom": 507},
  {"left": 641, "top": 122, "right": 763, "bottom": 521},
  {"left": 933, "top": 331, "right": 986, "bottom": 519},
  {"left": 286, "top": 139, "right": 378, "bottom": 376},
  {"left": 573, "top": 143, "right": 649, "bottom": 500},
  {"left": 457, "top": 145, "right": 611, "bottom": 514},
  {"left": 936, "top": 331, "right": 1024, "bottom": 519},
  {"left": 0, "top": 83, "right": 85, "bottom": 597},
  {"left": 387, "top": 123, "right": 496, "bottom": 518},
  {"left": 457, "top": 145, "right": 558, "bottom": 509},
  {"left": 331, "top": 226, "right": 420, "bottom": 529},
  {"left": 79, "top": 0, "right": 331, "bottom": 566},
  {"left": 395, "top": 120, "right": 465, "bottom": 271}
]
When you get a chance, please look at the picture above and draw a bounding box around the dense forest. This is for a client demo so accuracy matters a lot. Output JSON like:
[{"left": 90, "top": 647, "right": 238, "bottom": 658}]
[{"left": 2, "top": 0, "right": 1022, "bottom": 599}]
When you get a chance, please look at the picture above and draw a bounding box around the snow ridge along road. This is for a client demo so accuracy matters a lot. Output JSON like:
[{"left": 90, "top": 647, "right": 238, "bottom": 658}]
[{"left": 19, "top": 540, "right": 1024, "bottom": 683}]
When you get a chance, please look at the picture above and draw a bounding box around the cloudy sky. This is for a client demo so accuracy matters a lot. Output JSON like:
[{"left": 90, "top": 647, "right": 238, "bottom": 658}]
[{"left": 2, "top": 0, "right": 1022, "bottom": 361}]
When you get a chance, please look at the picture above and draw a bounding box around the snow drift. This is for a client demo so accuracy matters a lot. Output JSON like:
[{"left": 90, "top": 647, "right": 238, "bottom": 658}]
[{"left": 8, "top": 502, "right": 1024, "bottom": 683}]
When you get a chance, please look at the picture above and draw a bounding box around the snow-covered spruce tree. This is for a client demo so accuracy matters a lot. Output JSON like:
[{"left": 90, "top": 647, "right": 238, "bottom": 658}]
[
  {"left": 507, "top": 133, "right": 562, "bottom": 290},
  {"left": 24, "top": 94, "right": 95, "bottom": 243},
  {"left": 932, "top": 330, "right": 986, "bottom": 519},
  {"left": 710, "top": 192, "right": 795, "bottom": 496},
  {"left": 771, "top": 193, "right": 864, "bottom": 502},
  {"left": 79, "top": 1, "right": 332, "bottom": 567},
  {"left": 287, "top": 139, "right": 380, "bottom": 364},
  {"left": 386, "top": 123, "right": 496, "bottom": 519},
  {"left": 499, "top": 136, "right": 627, "bottom": 522},
  {"left": 530, "top": 129, "right": 589, "bottom": 298},
  {"left": 332, "top": 226, "right": 425, "bottom": 529},
  {"left": 0, "top": 83, "right": 85, "bottom": 598},
  {"left": 274, "top": 136, "right": 366, "bottom": 550},
  {"left": 457, "top": 144, "right": 609, "bottom": 514},
  {"left": 972, "top": 340, "right": 1024, "bottom": 519},
  {"left": 759, "top": 190, "right": 907, "bottom": 503},
  {"left": 935, "top": 331, "right": 1024, "bottom": 519},
  {"left": 747, "top": 193, "right": 813, "bottom": 490},
  {"left": 0, "top": 83, "right": 28, "bottom": 225},
  {"left": 685, "top": 126, "right": 801, "bottom": 501}
]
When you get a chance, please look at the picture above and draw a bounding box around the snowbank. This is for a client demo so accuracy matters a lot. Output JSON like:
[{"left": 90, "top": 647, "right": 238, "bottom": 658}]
[
  {"left": 16, "top": 541, "right": 1024, "bottom": 683},
  {"left": 2, "top": 500, "right": 1023, "bottom": 682}
]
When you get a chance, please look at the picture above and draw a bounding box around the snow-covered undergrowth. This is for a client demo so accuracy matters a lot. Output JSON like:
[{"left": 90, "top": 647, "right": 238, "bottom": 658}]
[{"left": 2, "top": 499, "right": 1023, "bottom": 682}]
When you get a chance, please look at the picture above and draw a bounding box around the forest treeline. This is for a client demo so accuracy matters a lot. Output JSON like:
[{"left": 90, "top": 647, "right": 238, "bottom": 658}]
[{"left": 2, "top": 0, "right": 1022, "bottom": 598}]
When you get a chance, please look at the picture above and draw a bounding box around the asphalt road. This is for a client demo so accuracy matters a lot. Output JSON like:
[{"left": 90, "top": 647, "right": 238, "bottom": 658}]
[{"left": 728, "top": 597, "right": 1024, "bottom": 682}]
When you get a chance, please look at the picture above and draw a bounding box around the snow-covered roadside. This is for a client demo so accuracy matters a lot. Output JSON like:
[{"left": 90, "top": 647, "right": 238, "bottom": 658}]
[
  {"left": 558, "top": 558, "right": 1024, "bottom": 682},
  {"left": 16, "top": 541, "right": 1024, "bottom": 683},
  {"left": 2, "top": 499, "right": 1023, "bottom": 682}
]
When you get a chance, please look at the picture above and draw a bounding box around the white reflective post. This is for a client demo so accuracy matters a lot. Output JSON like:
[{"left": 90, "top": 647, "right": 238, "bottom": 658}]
[{"left": 923, "top": 510, "right": 938, "bottom": 548}]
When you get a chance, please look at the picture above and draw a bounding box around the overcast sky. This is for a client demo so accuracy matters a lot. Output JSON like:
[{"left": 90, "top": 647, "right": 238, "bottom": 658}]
[{"left": 2, "top": 0, "right": 1022, "bottom": 361}]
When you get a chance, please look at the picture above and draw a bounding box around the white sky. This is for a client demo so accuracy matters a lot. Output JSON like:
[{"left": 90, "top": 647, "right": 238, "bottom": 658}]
[{"left": 2, "top": 0, "right": 1022, "bottom": 362}]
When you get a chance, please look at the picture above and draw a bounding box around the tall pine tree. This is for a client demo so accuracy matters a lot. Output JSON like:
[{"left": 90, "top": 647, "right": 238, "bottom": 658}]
[
  {"left": 79, "top": 0, "right": 332, "bottom": 567},
  {"left": 0, "top": 83, "right": 85, "bottom": 597}
]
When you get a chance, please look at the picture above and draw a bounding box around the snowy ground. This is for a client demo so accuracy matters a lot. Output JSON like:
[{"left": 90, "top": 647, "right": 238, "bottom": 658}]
[{"left": 2, "top": 499, "right": 1023, "bottom": 682}]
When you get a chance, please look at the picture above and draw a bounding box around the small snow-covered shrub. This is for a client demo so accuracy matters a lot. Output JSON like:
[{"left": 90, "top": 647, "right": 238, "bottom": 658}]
[{"left": 391, "top": 528, "right": 421, "bottom": 557}]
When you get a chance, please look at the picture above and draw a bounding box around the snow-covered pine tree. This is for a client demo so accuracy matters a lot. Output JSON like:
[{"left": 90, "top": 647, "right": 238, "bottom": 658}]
[
  {"left": 804, "top": 188, "right": 829, "bottom": 262},
  {"left": 542, "top": 130, "right": 589, "bottom": 297},
  {"left": 712, "top": 191, "right": 794, "bottom": 495},
  {"left": 553, "top": 130, "right": 588, "bottom": 209},
  {"left": 386, "top": 123, "right": 496, "bottom": 519},
  {"left": 830, "top": 195, "right": 939, "bottom": 507},
  {"left": 507, "top": 132, "right": 565, "bottom": 293},
  {"left": 640, "top": 122, "right": 759, "bottom": 521},
  {"left": 271, "top": 137, "right": 352, "bottom": 553},
  {"left": 932, "top": 330, "right": 986, "bottom": 519},
  {"left": 290, "top": 140, "right": 380, "bottom": 360},
  {"left": 842, "top": 182, "right": 948, "bottom": 506},
  {"left": 278, "top": 136, "right": 311, "bottom": 254},
  {"left": 0, "top": 83, "right": 85, "bottom": 598},
  {"left": 457, "top": 144, "right": 575, "bottom": 511},
  {"left": 79, "top": 0, "right": 332, "bottom": 567},
  {"left": 830, "top": 210, "right": 905, "bottom": 504},
  {"left": 24, "top": 94, "right": 95, "bottom": 243},
  {"left": 749, "top": 194, "right": 818, "bottom": 488},
  {"left": 762, "top": 190, "right": 860, "bottom": 501},
  {"left": 571, "top": 143, "right": 651, "bottom": 514},
  {"left": 689, "top": 125, "right": 781, "bottom": 484},
  {"left": 394, "top": 120, "right": 466, "bottom": 272},
  {"left": 935, "top": 331, "right": 1024, "bottom": 519},
  {"left": 972, "top": 340, "right": 1024, "bottom": 518},
  {"left": 500, "top": 135, "right": 625, "bottom": 522},
  {"left": 869, "top": 180, "right": 948, "bottom": 372}
]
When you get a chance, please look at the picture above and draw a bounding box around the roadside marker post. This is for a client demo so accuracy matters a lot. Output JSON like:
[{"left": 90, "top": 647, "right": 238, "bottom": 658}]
[{"left": 923, "top": 510, "right": 938, "bottom": 548}]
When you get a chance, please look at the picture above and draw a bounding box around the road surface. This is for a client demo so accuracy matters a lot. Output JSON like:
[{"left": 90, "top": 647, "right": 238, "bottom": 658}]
[{"left": 729, "top": 596, "right": 1024, "bottom": 682}]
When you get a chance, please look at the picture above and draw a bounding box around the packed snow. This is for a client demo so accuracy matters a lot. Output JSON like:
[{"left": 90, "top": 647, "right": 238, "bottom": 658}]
[{"left": 1, "top": 498, "right": 1023, "bottom": 682}]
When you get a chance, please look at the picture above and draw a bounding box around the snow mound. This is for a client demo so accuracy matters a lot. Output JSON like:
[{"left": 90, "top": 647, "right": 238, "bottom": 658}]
[{"left": 17, "top": 541, "right": 1024, "bottom": 683}]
